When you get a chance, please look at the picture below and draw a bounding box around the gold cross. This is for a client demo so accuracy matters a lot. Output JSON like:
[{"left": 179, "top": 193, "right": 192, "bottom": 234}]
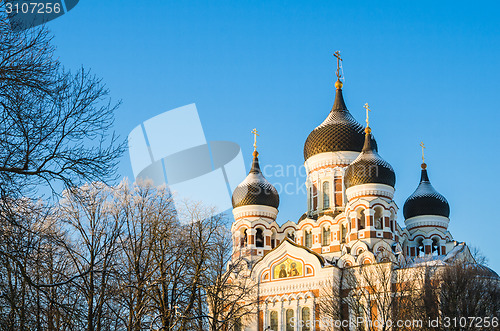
[
  {"left": 420, "top": 142, "right": 425, "bottom": 163},
  {"left": 333, "top": 51, "right": 343, "bottom": 79},
  {"left": 363, "top": 103, "right": 371, "bottom": 128},
  {"left": 251, "top": 128, "right": 259, "bottom": 151}
]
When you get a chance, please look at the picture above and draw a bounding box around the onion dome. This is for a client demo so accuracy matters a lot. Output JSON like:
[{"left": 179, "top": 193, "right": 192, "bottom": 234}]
[
  {"left": 303, "top": 79, "right": 377, "bottom": 160},
  {"left": 344, "top": 127, "right": 396, "bottom": 189},
  {"left": 232, "top": 150, "right": 280, "bottom": 209},
  {"left": 403, "top": 163, "right": 450, "bottom": 219}
]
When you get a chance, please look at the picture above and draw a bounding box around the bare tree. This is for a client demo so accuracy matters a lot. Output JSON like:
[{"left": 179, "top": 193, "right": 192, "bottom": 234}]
[
  {"left": 437, "top": 260, "right": 500, "bottom": 331},
  {"left": 146, "top": 204, "right": 226, "bottom": 331},
  {"left": 58, "top": 183, "right": 124, "bottom": 331},
  {"left": 320, "top": 267, "right": 345, "bottom": 331},
  {"left": 0, "top": 13, "right": 124, "bottom": 320},
  {"left": 0, "top": 178, "right": 265, "bottom": 331},
  {"left": 197, "top": 221, "right": 257, "bottom": 331},
  {"left": 109, "top": 180, "right": 177, "bottom": 331},
  {"left": 0, "top": 14, "right": 124, "bottom": 199},
  {"left": 0, "top": 199, "right": 80, "bottom": 331},
  {"left": 320, "top": 260, "right": 434, "bottom": 331},
  {"left": 0, "top": 6, "right": 59, "bottom": 101},
  {"left": 0, "top": 7, "right": 124, "bottom": 300}
]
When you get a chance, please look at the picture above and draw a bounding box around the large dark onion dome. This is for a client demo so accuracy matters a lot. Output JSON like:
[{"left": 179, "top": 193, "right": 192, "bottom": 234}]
[
  {"left": 403, "top": 164, "right": 450, "bottom": 219},
  {"left": 344, "top": 127, "right": 396, "bottom": 189},
  {"left": 303, "top": 79, "right": 377, "bottom": 160},
  {"left": 232, "top": 150, "right": 280, "bottom": 209}
]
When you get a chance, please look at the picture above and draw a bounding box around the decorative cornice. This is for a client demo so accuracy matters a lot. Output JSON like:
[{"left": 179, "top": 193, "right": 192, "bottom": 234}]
[
  {"left": 233, "top": 205, "right": 278, "bottom": 221},
  {"left": 346, "top": 183, "right": 395, "bottom": 200},
  {"left": 305, "top": 152, "right": 359, "bottom": 174},
  {"left": 405, "top": 215, "right": 449, "bottom": 231}
]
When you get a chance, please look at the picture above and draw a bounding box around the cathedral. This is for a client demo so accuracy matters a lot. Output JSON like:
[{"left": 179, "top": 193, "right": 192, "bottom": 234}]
[{"left": 228, "top": 56, "right": 478, "bottom": 331}]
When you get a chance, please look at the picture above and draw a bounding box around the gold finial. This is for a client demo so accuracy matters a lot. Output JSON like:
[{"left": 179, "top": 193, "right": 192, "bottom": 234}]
[
  {"left": 420, "top": 142, "right": 427, "bottom": 168},
  {"left": 251, "top": 128, "right": 259, "bottom": 156},
  {"left": 363, "top": 103, "right": 371, "bottom": 133}
]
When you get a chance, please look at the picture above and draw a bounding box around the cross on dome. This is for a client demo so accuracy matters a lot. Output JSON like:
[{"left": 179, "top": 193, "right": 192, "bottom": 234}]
[
  {"left": 363, "top": 103, "right": 372, "bottom": 134},
  {"left": 333, "top": 51, "right": 343, "bottom": 80},
  {"left": 364, "top": 103, "right": 371, "bottom": 128},
  {"left": 420, "top": 141, "right": 427, "bottom": 169},
  {"left": 251, "top": 128, "right": 259, "bottom": 151}
]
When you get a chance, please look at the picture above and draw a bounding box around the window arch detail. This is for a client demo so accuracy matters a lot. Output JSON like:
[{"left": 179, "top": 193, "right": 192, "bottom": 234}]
[
  {"left": 302, "top": 307, "right": 311, "bottom": 331},
  {"left": 256, "top": 228, "right": 264, "bottom": 248},
  {"left": 270, "top": 311, "right": 278, "bottom": 330},
  {"left": 322, "top": 226, "right": 331, "bottom": 246},
  {"left": 323, "top": 181, "right": 330, "bottom": 209},
  {"left": 304, "top": 230, "right": 312, "bottom": 248},
  {"left": 286, "top": 309, "right": 294, "bottom": 331}
]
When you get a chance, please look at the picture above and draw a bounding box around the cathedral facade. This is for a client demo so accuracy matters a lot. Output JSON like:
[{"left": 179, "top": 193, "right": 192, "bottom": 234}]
[{"left": 229, "top": 64, "right": 473, "bottom": 331}]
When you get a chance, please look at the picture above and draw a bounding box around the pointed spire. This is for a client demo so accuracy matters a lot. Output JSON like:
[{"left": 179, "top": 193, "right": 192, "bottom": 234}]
[
  {"left": 250, "top": 128, "right": 261, "bottom": 174},
  {"left": 250, "top": 150, "right": 261, "bottom": 174},
  {"left": 332, "top": 51, "right": 347, "bottom": 111},
  {"left": 332, "top": 81, "right": 347, "bottom": 111},
  {"left": 420, "top": 166, "right": 430, "bottom": 182},
  {"left": 361, "top": 130, "right": 375, "bottom": 153},
  {"left": 359, "top": 103, "right": 378, "bottom": 154}
]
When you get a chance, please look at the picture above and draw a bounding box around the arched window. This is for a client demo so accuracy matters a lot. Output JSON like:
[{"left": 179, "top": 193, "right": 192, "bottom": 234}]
[
  {"left": 287, "top": 231, "right": 295, "bottom": 242},
  {"left": 432, "top": 237, "right": 440, "bottom": 256},
  {"left": 323, "top": 181, "right": 330, "bottom": 209},
  {"left": 341, "top": 223, "right": 347, "bottom": 244},
  {"left": 256, "top": 228, "right": 264, "bottom": 248},
  {"left": 309, "top": 186, "right": 313, "bottom": 212},
  {"left": 390, "top": 210, "right": 396, "bottom": 232},
  {"left": 286, "top": 309, "right": 294, "bottom": 331},
  {"left": 322, "top": 226, "right": 331, "bottom": 246},
  {"left": 374, "top": 207, "right": 383, "bottom": 230},
  {"left": 417, "top": 238, "right": 424, "bottom": 257},
  {"left": 334, "top": 173, "right": 343, "bottom": 207},
  {"left": 271, "top": 230, "right": 276, "bottom": 249},
  {"left": 312, "top": 183, "right": 318, "bottom": 211},
  {"left": 270, "top": 311, "right": 278, "bottom": 330},
  {"left": 304, "top": 230, "right": 312, "bottom": 248},
  {"left": 358, "top": 209, "right": 365, "bottom": 230},
  {"left": 302, "top": 307, "right": 311, "bottom": 331},
  {"left": 240, "top": 229, "right": 247, "bottom": 248}
]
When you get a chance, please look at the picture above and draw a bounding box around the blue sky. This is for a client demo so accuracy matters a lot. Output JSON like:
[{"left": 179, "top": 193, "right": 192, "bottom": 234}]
[{"left": 48, "top": 0, "right": 500, "bottom": 270}]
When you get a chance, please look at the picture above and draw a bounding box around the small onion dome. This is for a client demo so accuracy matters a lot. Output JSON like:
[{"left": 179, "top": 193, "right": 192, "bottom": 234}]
[
  {"left": 344, "top": 128, "right": 396, "bottom": 189},
  {"left": 303, "top": 80, "right": 377, "bottom": 160},
  {"left": 232, "top": 151, "right": 280, "bottom": 209},
  {"left": 403, "top": 164, "right": 450, "bottom": 219}
]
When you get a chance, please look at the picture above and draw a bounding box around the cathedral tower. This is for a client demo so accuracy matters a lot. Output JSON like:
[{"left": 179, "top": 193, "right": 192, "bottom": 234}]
[
  {"left": 343, "top": 112, "right": 399, "bottom": 261},
  {"left": 403, "top": 151, "right": 452, "bottom": 257},
  {"left": 303, "top": 78, "right": 377, "bottom": 217},
  {"left": 231, "top": 131, "right": 280, "bottom": 262}
]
